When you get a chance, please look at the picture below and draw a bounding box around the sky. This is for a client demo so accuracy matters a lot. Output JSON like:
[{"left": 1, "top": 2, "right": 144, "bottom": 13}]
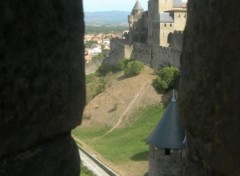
[
  {"left": 83, "top": 0, "right": 188, "bottom": 12},
  {"left": 83, "top": 0, "right": 148, "bottom": 12}
]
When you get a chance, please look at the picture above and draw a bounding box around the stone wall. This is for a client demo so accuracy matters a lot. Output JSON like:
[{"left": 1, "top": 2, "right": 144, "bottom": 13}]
[
  {"left": 0, "top": 1, "right": 85, "bottom": 175},
  {"left": 180, "top": 0, "right": 240, "bottom": 175},
  {"left": 132, "top": 43, "right": 181, "bottom": 69},
  {"left": 152, "top": 46, "right": 181, "bottom": 68},
  {"left": 149, "top": 146, "right": 185, "bottom": 176},
  {"left": 104, "top": 39, "right": 133, "bottom": 66},
  {"left": 171, "top": 31, "right": 184, "bottom": 51},
  {"left": 132, "top": 43, "right": 152, "bottom": 65},
  {"left": 107, "top": 30, "right": 183, "bottom": 69}
]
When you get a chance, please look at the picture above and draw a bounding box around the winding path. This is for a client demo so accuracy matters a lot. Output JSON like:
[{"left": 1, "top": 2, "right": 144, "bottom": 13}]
[{"left": 103, "top": 82, "right": 151, "bottom": 135}]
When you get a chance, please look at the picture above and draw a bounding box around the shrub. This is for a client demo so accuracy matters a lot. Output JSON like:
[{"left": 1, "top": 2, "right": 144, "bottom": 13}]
[
  {"left": 118, "top": 58, "right": 130, "bottom": 70},
  {"left": 124, "top": 60, "right": 144, "bottom": 77},
  {"left": 97, "top": 63, "right": 119, "bottom": 76},
  {"left": 153, "top": 66, "right": 180, "bottom": 93}
]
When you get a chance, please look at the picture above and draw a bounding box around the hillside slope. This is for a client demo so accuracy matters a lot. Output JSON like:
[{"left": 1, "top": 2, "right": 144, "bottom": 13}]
[{"left": 82, "top": 66, "right": 162, "bottom": 130}]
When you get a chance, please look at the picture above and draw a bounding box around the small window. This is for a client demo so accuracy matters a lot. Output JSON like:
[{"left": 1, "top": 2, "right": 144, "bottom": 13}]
[
  {"left": 178, "top": 14, "right": 181, "bottom": 18},
  {"left": 170, "top": 24, "right": 172, "bottom": 27},
  {"left": 184, "top": 14, "right": 187, "bottom": 18},
  {"left": 165, "top": 149, "right": 171, "bottom": 155},
  {"left": 164, "top": 23, "right": 166, "bottom": 27}
]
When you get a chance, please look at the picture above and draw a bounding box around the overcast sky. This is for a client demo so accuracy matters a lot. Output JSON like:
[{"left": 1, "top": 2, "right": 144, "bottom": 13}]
[{"left": 83, "top": 0, "right": 188, "bottom": 12}]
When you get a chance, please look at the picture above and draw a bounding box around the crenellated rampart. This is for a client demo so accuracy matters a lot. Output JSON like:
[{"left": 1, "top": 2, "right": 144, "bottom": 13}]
[
  {"left": 105, "top": 31, "right": 183, "bottom": 69},
  {"left": 132, "top": 43, "right": 181, "bottom": 69},
  {"left": 170, "top": 31, "right": 184, "bottom": 51}
]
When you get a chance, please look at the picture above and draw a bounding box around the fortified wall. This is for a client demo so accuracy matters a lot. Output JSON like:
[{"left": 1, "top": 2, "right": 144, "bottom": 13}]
[
  {"left": 133, "top": 30, "right": 183, "bottom": 68},
  {"left": 171, "top": 31, "right": 184, "bottom": 51},
  {"left": 132, "top": 43, "right": 181, "bottom": 69},
  {"left": 106, "top": 31, "right": 183, "bottom": 69},
  {"left": 104, "top": 38, "right": 133, "bottom": 65}
]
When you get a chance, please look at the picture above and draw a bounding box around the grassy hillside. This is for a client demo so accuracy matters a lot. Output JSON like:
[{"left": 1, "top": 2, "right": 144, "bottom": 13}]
[
  {"left": 73, "top": 104, "right": 164, "bottom": 175},
  {"left": 76, "top": 66, "right": 166, "bottom": 175}
]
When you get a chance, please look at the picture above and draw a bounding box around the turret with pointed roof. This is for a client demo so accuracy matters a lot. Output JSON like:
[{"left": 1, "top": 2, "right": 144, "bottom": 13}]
[
  {"left": 131, "top": 0, "right": 144, "bottom": 16},
  {"left": 148, "top": 90, "right": 186, "bottom": 149},
  {"left": 148, "top": 90, "right": 186, "bottom": 176},
  {"left": 132, "top": 0, "right": 144, "bottom": 12},
  {"left": 128, "top": 0, "right": 147, "bottom": 43}
]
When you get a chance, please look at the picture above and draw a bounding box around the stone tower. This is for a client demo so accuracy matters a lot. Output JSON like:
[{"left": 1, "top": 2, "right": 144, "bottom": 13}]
[
  {"left": 159, "top": 0, "right": 173, "bottom": 12},
  {"left": 148, "top": 0, "right": 185, "bottom": 46},
  {"left": 128, "top": 0, "right": 145, "bottom": 43},
  {"left": 148, "top": 91, "right": 186, "bottom": 176},
  {"left": 128, "top": 0, "right": 144, "bottom": 30}
]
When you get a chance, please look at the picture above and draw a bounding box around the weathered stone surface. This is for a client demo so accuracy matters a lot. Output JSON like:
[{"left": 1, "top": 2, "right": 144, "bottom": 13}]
[
  {"left": 0, "top": 0, "right": 85, "bottom": 175},
  {"left": 149, "top": 147, "right": 185, "bottom": 176},
  {"left": 180, "top": 0, "right": 240, "bottom": 175},
  {"left": 0, "top": 134, "right": 80, "bottom": 176},
  {"left": 0, "top": 0, "right": 85, "bottom": 157}
]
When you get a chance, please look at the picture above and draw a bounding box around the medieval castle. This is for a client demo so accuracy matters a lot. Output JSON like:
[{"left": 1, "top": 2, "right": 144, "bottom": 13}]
[{"left": 106, "top": 0, "right": 187, "bottom": 69}]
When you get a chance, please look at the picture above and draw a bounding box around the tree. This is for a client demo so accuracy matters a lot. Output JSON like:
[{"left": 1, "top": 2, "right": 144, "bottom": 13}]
[
  {"left": 153, "top": 66, "right": 180, "bottom": 93},
  {"left": 118, "top": 58, "right": 130, "bottom": 70}
]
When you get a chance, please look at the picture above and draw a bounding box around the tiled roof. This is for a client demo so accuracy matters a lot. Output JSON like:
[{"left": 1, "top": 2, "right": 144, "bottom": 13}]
[
  {"left": 148, "top": 91, "right": 186, "bottom": 149},
  {"left": 153, "top": 12, "right": 174, "bottom": 23}
]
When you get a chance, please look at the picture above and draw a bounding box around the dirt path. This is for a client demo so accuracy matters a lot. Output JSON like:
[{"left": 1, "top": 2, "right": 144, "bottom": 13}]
[
  {"left": 82, "top": 66, "right": 161, "bottom": 129},
  {"left": 104, "top": 82, "right": 151, "bottom": 135}
]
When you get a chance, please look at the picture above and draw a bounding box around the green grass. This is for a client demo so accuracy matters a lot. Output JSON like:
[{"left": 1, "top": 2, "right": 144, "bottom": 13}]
[
  {"left": 80, "top": 164, "right": 96, "bottom": 176},
  {"left": 86, "top": 73, "right": 106, "bottom": 103},
  {"left": 73, "top": 104, "right": 164, "bottom": 164},
  {"left": 85, "top": 72, "right": 123, "bottom": 103}
]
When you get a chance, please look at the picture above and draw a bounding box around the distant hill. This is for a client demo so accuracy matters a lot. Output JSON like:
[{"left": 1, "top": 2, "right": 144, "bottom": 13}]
[{"left": 84, "top": 11, "right": 130, "bottom": 26}]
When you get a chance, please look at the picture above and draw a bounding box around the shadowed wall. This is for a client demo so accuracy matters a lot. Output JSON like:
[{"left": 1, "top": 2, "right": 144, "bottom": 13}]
[
  {"left": 180, "top": 0, "right": 240, "bottom": 175},
  {"left": 0, "top": 0, "right": 85, "bottom": 175}
]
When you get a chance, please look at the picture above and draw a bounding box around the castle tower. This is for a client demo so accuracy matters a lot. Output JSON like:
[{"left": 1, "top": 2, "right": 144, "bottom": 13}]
[
  {"left": 132, "top": 0, "right": 144, "bottom": 16},
  {"left": 128, "top": 0, "right": 146, "bottom": 43},
  {"left": 148, "top": 0, "right": 186, "bottom": 46},
  {"left": 159, "top": 0, "right": 172, "bottom": 12},
  {"left": 128, "top": 0, "right": 144, "bottom": 30},
  {"left": 148, "top": 90, "right": 186, "bottom": 176}
]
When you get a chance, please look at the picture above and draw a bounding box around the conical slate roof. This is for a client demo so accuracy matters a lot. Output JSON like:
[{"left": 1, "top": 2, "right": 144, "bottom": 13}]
[
  {"left": 148, "top": 91, "right": 186, "bottom": 149},
  {"left": 132, "top": 0, "right": 144, "bottom": 11}
]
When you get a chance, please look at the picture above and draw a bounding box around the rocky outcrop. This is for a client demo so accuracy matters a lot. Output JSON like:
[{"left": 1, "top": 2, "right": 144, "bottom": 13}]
[
  {"left": 0, "top": 0, "right": 85, "bottom": 175},
  {"left": 180, "top": 0, "right": 240, "bottom": 175}
]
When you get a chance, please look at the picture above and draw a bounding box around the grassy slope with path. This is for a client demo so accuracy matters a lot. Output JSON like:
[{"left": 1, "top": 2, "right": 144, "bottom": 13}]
[
  {"left": 74, "top": 67, "right": 167, "bottom": 175},
  {"left": 73, "top": 104, "right": 164, "bottom": 176}
]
